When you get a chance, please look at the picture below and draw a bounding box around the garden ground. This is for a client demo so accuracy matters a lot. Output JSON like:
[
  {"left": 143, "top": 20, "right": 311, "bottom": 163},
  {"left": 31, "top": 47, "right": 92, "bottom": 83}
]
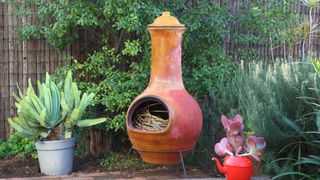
[
  {"left": 0, "top": 156, "right": 271, "bottom": 179},
  {"left": 0, "top": 156, "right": 210, "bottom": 179}
]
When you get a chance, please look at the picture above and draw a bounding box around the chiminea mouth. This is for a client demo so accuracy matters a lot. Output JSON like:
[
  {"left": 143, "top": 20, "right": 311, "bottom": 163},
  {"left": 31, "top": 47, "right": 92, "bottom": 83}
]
[{"left": 127, "top": 96, "right": 170, "bottom": 132}]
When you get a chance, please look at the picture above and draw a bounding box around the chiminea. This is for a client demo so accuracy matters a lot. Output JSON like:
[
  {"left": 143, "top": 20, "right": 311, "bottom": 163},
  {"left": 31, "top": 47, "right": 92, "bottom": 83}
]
[{"left": 126, "top": 12, "right": 203, "bottom": 165}]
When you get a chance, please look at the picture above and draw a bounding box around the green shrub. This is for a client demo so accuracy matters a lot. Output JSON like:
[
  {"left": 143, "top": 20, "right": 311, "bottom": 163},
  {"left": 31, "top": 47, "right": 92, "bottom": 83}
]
[
  {"left": 100, "top": 152, "right": 119, "bottom": 168},
  {"left": 99, "top": 151, "right": 155, "bottom": 170},
  {"left": 212, "top": 60, "right": 320, "bottom": 177},
  {"left": 0, "top": 133, "right": 36, "bottom": 159},
  {"left": 49, "top": 1, "right": 232, "bottom": 133}
]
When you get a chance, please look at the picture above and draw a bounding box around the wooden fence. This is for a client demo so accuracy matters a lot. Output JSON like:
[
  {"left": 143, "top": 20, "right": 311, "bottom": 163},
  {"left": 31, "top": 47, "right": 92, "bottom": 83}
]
[
  {"left": 0, "top": 3, "right": 86, "bottom": 139},
  {"left": 223, "top": 1, "right": 320, "bottom": 62},
  {"left": 0, "top": 1, "right": 320, "bottom": 140}
]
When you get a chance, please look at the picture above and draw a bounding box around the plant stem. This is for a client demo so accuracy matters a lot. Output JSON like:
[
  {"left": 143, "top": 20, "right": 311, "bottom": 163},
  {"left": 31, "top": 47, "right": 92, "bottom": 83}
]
[
  {"left": 302, "top": 39, "right": 305, "bottom": 60},
  {"left": 269, "top": 36, "right": 275, "bottom": 63},
  {"left": 308, "top": 7, "right": 313, "bottom": 53},
  {"left": 298, "top": 144, "right": 301, "bottom": 173}
]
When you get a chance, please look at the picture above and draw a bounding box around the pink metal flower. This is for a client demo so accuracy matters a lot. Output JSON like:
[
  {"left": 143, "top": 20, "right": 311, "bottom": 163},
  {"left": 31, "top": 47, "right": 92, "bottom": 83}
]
[
  {"left": 227, "top": 133, "right": 244, "bottom": 154},
  {"left": 214, "top": 114, "right": 266, "bottom": 160},
  {"left": 221, "top": 114, "right": 244, "bottom": 135},
  {"left": 245, "top": 135, "right": 266, "bottom": 161},
  {"left": 215, "top": 137, "right": 233, "bottom": 156}
]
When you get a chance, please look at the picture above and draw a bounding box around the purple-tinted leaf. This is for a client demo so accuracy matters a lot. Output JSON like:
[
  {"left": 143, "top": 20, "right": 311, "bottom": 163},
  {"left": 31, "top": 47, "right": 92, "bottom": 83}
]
[
  {"left": 229, "top": 121, "right": 243, "bottom": 135},
  {"left": 250, "top": 154, "right": 261, "bottom": 161},
  {"left": 236, "top": 146, "right": 242, "bottom": 155},
  {"left": 215, "top": 138, "right": 233, "bottom": 156},
  {"left": 221, "top": 114, "right": 244, "bottom": 133},
  {"left": 221, "top": 115, "right": 230, "bottom": 129},
  {"left": 246, "top": 135, "right": 266, "bottom": 157},
  {"left": 232, "top": 114, "right": 243, "bottom": 125},
  {"left": 227, "top": 134, "right": 244, "bottom": 154}
]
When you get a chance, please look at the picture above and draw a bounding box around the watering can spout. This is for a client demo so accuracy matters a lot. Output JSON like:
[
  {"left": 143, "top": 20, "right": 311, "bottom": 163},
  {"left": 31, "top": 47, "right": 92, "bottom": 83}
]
[{"left": 212, "top": 157, "right": 226, "bottom": 174}]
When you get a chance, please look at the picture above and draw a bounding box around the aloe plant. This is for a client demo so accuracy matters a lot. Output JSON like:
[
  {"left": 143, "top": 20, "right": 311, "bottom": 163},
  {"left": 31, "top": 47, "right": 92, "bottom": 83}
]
[
  {"left": 8, "top": 73, "right": 66, "bottom": 140},
  {"left": 61, "top": 71, "right": 106, "bottom": 138},
  {"left": 8, "top": 71, "right": 106, "bottom": 140}
]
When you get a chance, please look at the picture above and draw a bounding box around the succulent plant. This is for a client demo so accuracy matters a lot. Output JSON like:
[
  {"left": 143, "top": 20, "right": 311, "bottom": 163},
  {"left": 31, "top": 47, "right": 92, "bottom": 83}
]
[
  {"left": 61, "top": 71, "right": 106, "bottom": 138},
  {"left": 8, "top": 71, "right": 106, "bottom": 140},
  {"left": 9, "top": 73, "right": 66, "bottom": 140},
  {"left": 215, "top": 114, "right": 266, "bottom": 161},
  {"left": 215, "top": 138, "right": 233, "bottom": 156}
]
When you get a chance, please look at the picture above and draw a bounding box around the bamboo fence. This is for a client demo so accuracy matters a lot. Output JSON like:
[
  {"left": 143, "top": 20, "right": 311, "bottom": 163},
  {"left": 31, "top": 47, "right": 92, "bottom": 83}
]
[{"left": 0, "top": 3, "right": 86, "bottom": 139}]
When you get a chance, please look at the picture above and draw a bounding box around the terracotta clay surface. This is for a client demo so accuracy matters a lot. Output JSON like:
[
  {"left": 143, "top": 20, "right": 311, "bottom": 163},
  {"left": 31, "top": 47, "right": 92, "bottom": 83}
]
[{"left": 126, "top": 12, "right": 203, "bottom": 165}]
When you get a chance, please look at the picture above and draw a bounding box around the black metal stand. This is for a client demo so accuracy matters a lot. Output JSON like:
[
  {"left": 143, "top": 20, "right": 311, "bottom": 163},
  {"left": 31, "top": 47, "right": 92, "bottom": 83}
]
[
  {"left": 120, "top": 146, "right": 133, "bottom": 178},
  {"left": 120, "top": 146, "right": 187, "bottom": 178},
  {"left": 179, "top": 151, "right": 187, "bottom": 178}
]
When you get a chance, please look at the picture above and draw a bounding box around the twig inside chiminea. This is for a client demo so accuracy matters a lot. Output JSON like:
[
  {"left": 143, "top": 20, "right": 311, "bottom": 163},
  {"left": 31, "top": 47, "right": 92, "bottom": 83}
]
[{"left": 134, "top": 103, "right": 169, "bottom": 131}]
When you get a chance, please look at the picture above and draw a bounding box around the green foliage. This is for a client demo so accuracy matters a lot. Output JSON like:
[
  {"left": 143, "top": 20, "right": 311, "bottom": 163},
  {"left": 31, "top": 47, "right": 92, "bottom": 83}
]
[
  {"left": 50, "top": 0, "right": 233, "bottom": 132},
  {"left": 4, "top": 0, "right": 100, "bottom": 49},
  {"left": 233, "top": 0, "right": 302, "bottom": 61},
  {"left": 212, "top": 60, "right": 320, "bottom": 177},
  {"left": 270, "top": 61, "right": 320, "bottom": 179},
  {"left": 301, "top": 0, "right": 320, "bottom": 9},
  {"left": 9, "top": 73, "right": 64, "bottom": 140},
  {"left": 9, "top": 71, "right": 106, "bottom": 140},
  {"left": 0, "top": 133, "right": 36, "bottom": 159},
  {"left": 99, "top": 151, "right": 155, "bottom": 170},
  {"left": 61, "top": 71, "right": 107, "bottom": 138},
  {"left": 16, "top": 24, "right": 40, "bottom": 41},
  {"left": 236, "top": 0, "right": 302, "bottom": 46},
  {"left": 100, "top": 152, "right": 118, "bottom": 167}
]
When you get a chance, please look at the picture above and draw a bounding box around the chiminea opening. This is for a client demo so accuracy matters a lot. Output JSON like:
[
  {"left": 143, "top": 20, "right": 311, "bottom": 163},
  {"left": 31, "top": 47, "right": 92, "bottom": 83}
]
[{"left": 128, "top": 97, "right": 169, "bottom": 131}]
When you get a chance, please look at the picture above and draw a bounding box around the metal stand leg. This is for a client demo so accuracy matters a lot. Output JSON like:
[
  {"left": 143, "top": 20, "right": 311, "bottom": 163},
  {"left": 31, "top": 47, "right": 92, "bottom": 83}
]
[
  {"left": 120, "top": 147, "right": 187, "bottom": 178},
  {"left": 120, "top": 146, "right": 133, "bottom": 178},
  {"left": 179, "top": 151, "right": 186, "bottom": 178}
]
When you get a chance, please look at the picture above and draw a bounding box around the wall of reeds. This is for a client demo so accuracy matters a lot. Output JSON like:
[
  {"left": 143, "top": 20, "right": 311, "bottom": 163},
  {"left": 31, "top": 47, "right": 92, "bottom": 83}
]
[{"left": 0, "top": 3, "right": 88, "bottom": 139}]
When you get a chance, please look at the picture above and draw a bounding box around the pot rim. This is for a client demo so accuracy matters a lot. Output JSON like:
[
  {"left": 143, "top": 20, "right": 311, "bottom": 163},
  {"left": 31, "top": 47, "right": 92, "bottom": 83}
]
[
  {"left": 36, "top": 137, "right": 75, "bottom": 144},
  {"left": 35, "top": 137, "right": 75, "bottom": 151}
]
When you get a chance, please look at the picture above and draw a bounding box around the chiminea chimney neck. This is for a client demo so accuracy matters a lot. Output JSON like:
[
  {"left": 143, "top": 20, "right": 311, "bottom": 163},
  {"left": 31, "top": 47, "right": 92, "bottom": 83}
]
[{"left": 147, "top": 12, "right": 185, "bottom": 90}]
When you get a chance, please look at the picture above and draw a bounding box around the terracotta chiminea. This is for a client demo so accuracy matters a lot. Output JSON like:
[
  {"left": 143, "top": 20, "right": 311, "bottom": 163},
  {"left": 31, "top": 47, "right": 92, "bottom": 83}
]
[{"left": 126, "top": 12, "right": 203, "bottom": 165}]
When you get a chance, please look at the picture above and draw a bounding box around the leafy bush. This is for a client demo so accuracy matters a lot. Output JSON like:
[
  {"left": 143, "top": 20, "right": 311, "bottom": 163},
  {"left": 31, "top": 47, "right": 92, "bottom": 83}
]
[
  {"left": 99, "top": 151, "right": 155, "bottom": 170},
  {"left": 48, "top": 1, "right": 233, "bottom": 133},
  {"left": 100, "top": 152, "right": 118, "bottom": 168},
  {"left": 235, "top": 0, "right": 302, "bottom": 60},
  {"left": 0, "top": 133, "right": 36, "bottom": 159},
  {"left": 212, "top": 60, "right": 320, "bottom": 177}
]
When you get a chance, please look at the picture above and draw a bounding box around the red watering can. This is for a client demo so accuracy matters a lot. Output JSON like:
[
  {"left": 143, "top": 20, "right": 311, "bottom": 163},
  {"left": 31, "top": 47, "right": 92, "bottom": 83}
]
[{"left": 212, "top": 156, "right": 261, "bottom": 180}]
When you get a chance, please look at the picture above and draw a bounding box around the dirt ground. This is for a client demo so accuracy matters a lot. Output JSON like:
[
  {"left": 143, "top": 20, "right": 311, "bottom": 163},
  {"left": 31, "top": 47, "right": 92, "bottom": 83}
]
[{"left": 0, "top": 156, "right": 213, "bottom": 179}]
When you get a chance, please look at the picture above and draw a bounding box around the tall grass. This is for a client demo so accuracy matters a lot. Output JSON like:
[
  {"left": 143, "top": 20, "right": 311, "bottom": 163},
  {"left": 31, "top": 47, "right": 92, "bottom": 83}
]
[{"left": 213, "top": 60, "right": 320, "bottom": 178}]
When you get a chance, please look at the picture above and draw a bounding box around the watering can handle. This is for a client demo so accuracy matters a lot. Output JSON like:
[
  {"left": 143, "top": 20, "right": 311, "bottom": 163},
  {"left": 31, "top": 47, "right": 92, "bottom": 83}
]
[{"left": 253, "top": 160, "right": 262, "bottom": 175}]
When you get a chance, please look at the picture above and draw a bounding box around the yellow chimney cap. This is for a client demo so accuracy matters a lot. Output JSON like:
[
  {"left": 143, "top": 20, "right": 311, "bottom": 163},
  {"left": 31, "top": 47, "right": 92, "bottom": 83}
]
[{"left": 148, "top": 11, "right": 185, "bottom": 28}]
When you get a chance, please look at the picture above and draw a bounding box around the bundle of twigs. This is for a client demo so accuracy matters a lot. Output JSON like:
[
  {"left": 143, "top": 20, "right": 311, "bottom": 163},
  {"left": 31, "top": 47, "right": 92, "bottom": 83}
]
[{"left": 135, "top": 103, "right": 168, "bottom": 131}]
